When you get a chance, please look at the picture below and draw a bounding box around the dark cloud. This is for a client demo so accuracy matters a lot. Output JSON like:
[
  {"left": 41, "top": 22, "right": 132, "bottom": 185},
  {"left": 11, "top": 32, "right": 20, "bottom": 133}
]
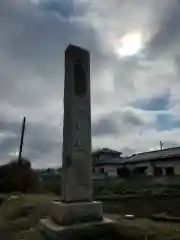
[
  {"left": 0, "top": 0, "right": 101, "bottom": 108},
  {"left": 147, "top": 0, "right": 180, "bottom": 57},
  {"left": 163, "top": 141, "right": 180, "bottom": 149},
  {"left": 121, "top": 111, "right": 144, "bottom": 127},
  {"left": 92, "top": 110, "right": 144, "bottom": 137},
  {"left": 40, "top": 0, "right": 74, "bottom": 17},
  {"left": 0, "top": 121, "right": 21, "bottom": 135},
  {"left": 0, "top": 119, "right": 62, "bottom": 168},
  {"left": 0, "top": 0, "right": 180, "bottom": 167},
  {"left": 92, "top": 118, "right": 118, "bottom": 137},
  {"left": 24, "top": 123, "right": 61, "bottom": 154},
  {"left": 0, "top": 0, "right": 101, "bottom": 167},
  {"left": 0, "top": 136, "right": 20, "bottom": 156}
]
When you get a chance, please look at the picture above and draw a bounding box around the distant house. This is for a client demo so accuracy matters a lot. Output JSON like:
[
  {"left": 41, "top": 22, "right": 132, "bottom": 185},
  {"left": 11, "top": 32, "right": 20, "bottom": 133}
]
[
  {"left": 92, "top": 148, "right": 124, "bottom": 179},
  {"left": 92, "top": 147, "right": 180, "bottom": 178}
]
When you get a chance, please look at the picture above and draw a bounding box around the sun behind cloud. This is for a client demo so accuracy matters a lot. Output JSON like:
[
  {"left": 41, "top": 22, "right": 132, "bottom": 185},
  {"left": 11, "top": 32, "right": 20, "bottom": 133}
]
[{"left": 114, "top": 32, "right": 143, "bottom": 58}]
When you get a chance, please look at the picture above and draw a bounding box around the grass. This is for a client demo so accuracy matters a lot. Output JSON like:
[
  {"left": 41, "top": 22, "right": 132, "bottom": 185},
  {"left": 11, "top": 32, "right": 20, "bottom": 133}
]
[
  {"left": 0, "top": 192, "right": 59, "bottom": 240},
  {"left": 107, "top": 214, "right": 180, "bottom": 239},
  {"left": 93, "top": 176, "right": 180, "bottom": 196},
  {"left": 1, "top": 193, "right": 180, "bottom": 239}
]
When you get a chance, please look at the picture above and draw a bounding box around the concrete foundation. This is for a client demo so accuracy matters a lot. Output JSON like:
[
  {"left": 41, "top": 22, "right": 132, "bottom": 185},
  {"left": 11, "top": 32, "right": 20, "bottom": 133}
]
[
  {"left": 50, "top": 201, "right": 103, "bottom": 226},
  {"left": 39, "top": 217, "right": 117, "bottom": 240}
]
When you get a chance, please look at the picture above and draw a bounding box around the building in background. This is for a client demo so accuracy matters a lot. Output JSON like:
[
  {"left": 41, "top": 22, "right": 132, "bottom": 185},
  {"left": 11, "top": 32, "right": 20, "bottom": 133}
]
[
  {"left": 92, "top": 147, "right": 180, "bottom": 179},
  {"left": 92, "top": 148, "right": 124, "bottom": 179}
]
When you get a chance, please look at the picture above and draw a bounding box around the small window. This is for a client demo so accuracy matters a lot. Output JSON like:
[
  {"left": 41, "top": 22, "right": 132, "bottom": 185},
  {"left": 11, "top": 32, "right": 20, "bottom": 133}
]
[
  {"left": 100, "top": 168, "right": 104, "bottom": 174},
  {"left": 165, "top": 167, "right": 174, "bottom": 176},
  {"left": 154, "top": 167, "right": 163, "bottom": 176},
  {"left": 92, "top": 168, "right": 95, "bottom": 173}
]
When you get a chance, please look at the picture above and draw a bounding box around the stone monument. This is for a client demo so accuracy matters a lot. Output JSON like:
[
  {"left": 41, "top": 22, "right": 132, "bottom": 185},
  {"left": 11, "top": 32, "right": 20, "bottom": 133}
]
[
  {"left": 62, "top": 44, "right": 94, "bottom": 204},
  {"left": 39, "top": 45, "right": 116, "bottom": 239}
]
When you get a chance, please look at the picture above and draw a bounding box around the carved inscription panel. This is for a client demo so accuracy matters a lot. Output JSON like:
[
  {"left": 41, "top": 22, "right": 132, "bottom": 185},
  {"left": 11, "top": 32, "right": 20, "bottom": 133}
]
[{"left": 74, "top": 62, "right": 86, "bottom": 98}]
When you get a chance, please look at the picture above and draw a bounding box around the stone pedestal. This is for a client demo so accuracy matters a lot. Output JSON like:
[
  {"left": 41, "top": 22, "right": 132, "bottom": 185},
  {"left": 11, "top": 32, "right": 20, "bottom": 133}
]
[
  {"left": 39, "top": 200, "right": 116, "bottom": 240},
  {"left": 50, "top": 201, "right": 102, "bottom": 225},
  {"left": 39, "top": 201, "right": 106, "bottom": 239},
  {"left": 39, "top": 217, "right": 117, "bottom": 240}
]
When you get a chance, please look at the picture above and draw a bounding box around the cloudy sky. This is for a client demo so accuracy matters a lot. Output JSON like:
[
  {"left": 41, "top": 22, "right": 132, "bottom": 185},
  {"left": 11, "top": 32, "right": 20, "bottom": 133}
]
[{"left": 1, "top": 0, "right": 180, "bottom": 168}]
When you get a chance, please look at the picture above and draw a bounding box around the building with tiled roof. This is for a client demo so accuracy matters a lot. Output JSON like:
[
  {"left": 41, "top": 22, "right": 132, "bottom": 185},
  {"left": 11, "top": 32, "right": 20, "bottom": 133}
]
[{"left": 92, "top": 147, "right": 180, "bottom": 179}]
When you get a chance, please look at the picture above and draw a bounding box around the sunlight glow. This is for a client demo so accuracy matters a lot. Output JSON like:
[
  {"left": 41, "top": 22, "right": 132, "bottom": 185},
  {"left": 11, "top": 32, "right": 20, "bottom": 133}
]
[
  {"left": 114, "top": 33, "right": 143, "bottom": 58},
  {"left": 9, "top": 151, "right": 19, "bottom": 157}
]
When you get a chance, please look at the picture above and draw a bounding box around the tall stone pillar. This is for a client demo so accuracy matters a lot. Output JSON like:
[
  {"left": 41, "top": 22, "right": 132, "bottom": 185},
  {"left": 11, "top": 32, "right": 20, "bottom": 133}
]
[
  {"left": 39, "top": 45, "right": 116, "bottom": 240},
  {"left": 62, "top": 45, "right": 92, "bottom": 202}
]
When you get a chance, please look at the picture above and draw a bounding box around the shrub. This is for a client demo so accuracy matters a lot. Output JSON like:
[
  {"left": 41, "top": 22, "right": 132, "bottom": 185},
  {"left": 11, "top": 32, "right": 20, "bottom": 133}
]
[{"left": 0, "top": 159, "right": 42, "bottom": 193}]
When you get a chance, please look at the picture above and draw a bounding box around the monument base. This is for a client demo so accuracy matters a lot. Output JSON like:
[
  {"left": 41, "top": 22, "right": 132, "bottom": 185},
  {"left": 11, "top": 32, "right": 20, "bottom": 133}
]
[
  {"left": 39, "top": 201, "right": 119, "bottom": 239},
  {"left": 39, "top": 217, "right": 118, "bottom": 240},
  {"left": 50, "top": 201, "right": 102, "bottom": 225}
]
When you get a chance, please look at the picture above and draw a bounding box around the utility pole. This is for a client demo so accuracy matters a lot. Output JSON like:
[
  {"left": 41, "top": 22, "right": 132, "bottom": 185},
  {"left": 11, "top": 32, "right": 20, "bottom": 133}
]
[
  {"left": 18, "top": 117, "right": 26, "bottom": 165},
  {"left": 160, "top": 141, "right": 163, "bottom": 150}
]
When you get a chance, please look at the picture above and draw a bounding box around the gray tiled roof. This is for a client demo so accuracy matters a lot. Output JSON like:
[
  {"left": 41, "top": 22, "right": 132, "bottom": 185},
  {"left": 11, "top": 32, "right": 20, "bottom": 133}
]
[
  {"left": 126, "top": 147, "right": 180, "bottom": 163},
  {"left": 93, "top": 148, "right": 122, "bottom": 155},
  {"left": 93, "top": 147, "right": 180, "bottom": 166},
  {"left": 93, "top": 152, "right": 124, "bottom": 165}
]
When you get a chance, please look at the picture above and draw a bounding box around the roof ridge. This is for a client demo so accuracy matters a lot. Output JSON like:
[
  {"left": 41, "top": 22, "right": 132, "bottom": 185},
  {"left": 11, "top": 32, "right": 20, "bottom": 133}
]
[{"left": 134, "top": 146, "right": 180, "bottom": 156}]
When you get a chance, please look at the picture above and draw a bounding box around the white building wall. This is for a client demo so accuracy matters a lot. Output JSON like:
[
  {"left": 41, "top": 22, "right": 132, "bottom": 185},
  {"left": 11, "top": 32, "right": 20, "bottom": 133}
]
[
  {"left": 174, "top": 163, "right": 180, "bottom": 175},
  {"left": 146, "top": 163, "right": 154, "bottom": 176},
  {"left": 93, "top": 159, "right": 180, "bottom": 178},
  {"left": 125, "top": 159, "right": 180, "bottom": 176},
  {"left": 126, "top": 162, "right": 153, "bottom": 176},
  {"left": 151, "top": 160, "right": 180, "bottom": 175}
]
